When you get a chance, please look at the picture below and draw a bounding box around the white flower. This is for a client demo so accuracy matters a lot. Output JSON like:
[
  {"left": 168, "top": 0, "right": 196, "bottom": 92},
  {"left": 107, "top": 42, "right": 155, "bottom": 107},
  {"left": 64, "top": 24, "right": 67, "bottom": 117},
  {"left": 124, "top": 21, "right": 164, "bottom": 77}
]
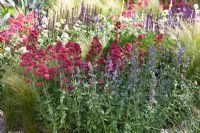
[
  {"left": 194, "top": 4, "right": 199, "bottom": 9},
  {"left": 22, "top": 34, "right": 27, "bottom": 39},
  {"left": 164, "top": 10, "right": 169, "bottom": 15},
  {"left": 108, "top": 24, "right": 114, "bottom": 30},
  {"left": 52, "top": 42, "right": 57, "bottom": 46},
  {"left": 4, "top": 47, "right": 11, "bottom": 53},
  {"left": 119, "top": 16, "right": 131, "bottom": 23},
  {"left": 19, "top": 47, "right": 28, "bottom": 53},
  {"left": 73, "top": 26, "right": 81, "bottom": 31},
  {"left": 74, "top": 23, "right": 80, "bottom": 27},
  {"left": 64, "top": 25, "right": 69, "bottom": 31},
  {"left": 38, "top": 38, "right": 44, "bottom": 44},
  {"left": 97, "top": 14, "right": 106, "bottom": 20},
  {"left": 61, "top": 32, "right": 69, "bottom": 43},
  {"left": 0, "top": 109, "right": 3, "bottom": 116},
  {"left": 196, "top": 9, "right": 200, "bottom": 15},
  {"left": 61, "top": 32, "right": 69, "bottom": 39},
  {"left": 42, "top": 17, "right": 48, "bottom": 24},
  {"left": 55, "top": 22, "right": 61, "bottom": 28},
  {"left": 60, "top": 19, "right": 65, "bottom": 24},
  {"left": 57, "top": 36, "right": 61, "bottom": 41},
  {"left": 41, "top": 30, "right": 48, "bottom": 38},
  {"left": 160, "top": 129, "right": 169, "bottom": 133}
]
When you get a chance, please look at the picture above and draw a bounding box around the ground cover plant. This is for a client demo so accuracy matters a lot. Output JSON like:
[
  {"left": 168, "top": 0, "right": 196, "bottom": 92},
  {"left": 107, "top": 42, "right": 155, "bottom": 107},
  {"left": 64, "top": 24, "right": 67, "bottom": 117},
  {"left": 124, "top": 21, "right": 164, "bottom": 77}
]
[{"left": 0, "top": 0, "right": 200, "bottom": 133}]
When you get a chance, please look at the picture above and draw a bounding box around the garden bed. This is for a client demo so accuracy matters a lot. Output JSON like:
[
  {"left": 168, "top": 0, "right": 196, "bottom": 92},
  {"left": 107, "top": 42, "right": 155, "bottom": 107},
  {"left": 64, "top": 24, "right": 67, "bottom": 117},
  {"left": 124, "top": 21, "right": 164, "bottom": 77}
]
[{"left": 0, "top": 0, "right": 200, "bottom": 133}]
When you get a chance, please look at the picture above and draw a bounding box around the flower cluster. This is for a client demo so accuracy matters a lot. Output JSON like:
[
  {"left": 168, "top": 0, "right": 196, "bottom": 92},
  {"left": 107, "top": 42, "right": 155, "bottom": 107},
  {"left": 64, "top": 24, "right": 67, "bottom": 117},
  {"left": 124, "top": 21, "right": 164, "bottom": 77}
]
[
  {"left": 86, "top": 36, "right": 102, "bottom": 62},
  {"left": 20, "top": 39, "right": 82, "bottom": 89},
  {"left": 108, "top": 39, "right": 122, "bottom": 69},
  {"left": 0, "top": 30, "right": 9, "bottom": 44},
  {"left": 0, "top": 12, "right": 35, "bottom": 62}
]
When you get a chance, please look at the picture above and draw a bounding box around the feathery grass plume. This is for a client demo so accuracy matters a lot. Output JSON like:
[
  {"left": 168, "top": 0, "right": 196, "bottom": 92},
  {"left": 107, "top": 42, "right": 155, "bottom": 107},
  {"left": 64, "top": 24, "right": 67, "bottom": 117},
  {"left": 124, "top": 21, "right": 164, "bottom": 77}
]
[
  {"left": 169, "top": 21, "right": 200, "bottom": 82},
  {"left": 1, "top": 68, "right": 37, "bottom": 133},
  {"left": 47, "top": 0, "right": 124, "bottom": 18},
  {"left": 135, "top": 0, "right": 163, "bottom": 19}
]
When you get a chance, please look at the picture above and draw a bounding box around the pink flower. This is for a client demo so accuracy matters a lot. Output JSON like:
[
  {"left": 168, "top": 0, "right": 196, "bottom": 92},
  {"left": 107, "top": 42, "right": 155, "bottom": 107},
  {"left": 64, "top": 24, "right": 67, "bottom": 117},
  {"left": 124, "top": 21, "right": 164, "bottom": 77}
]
[
  {"left": 122, "top": 10, "right": 132, "bottom": 17},
  {"left": 129, "top": 4, "right": 135, "bottom": 10},
  {"left": 138, "top": 0, "right": 143, "bottom": 8},
  {"left": 34, "top": 70, "right": 42, "bottom": 76},
  {"left": 44, "top": 74, "right": 51, "bottom": 80},
  {"left": 0, "top": 30, "right": 10, "bottom": 43},
  {"left": 133, "top": 22, "right": 144, "bottom": 28},
  {"left": 26, "top": 66, "right": 33, "bottom": 71},
  {"left": 36, "top": 82, "right": 45, "bottom": 87},
  {"left": 159, "top": 2, "right": 164, "bottom": 9},
  {"left": 144, "top": 0, "right": 150, "bottom": 6},
  {"left": 6, "top": 17, "right": 14, "bottom": 25}
]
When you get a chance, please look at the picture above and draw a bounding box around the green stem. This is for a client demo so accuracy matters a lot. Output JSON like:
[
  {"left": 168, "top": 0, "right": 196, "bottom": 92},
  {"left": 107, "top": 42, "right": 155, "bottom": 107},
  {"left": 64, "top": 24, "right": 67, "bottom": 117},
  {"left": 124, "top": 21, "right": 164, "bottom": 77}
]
[{"left": 102, "top": 118, "right": 107, "bottom": 133}]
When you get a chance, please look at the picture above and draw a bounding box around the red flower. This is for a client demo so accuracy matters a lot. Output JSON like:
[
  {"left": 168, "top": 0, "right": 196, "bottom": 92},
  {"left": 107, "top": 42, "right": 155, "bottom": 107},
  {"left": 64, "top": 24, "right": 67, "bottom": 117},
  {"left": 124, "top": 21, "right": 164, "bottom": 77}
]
[
  {"left": 96, "top": 54, "right": 106, "bottom": 66},
  {"left": 124, "top": 42, "right": 133, "bottom": 56},
  {"left": 138, "top": 48, "right": 147, "bottom": 63},
  {"left": 36, "top": 82, "right": 45, "bottom": 87},
  {"left": 63, "top": 77, "right": 71, "bottom": 83},
  {"left": 115, "top": 21, "right": 121, "bottom": 29},
  {"left": 108, "top": 39, "right": 122, "bottom": 69},
  {"left": 86, "top": 36, "right": 102, "bottom": 62},
  {"left": 137, "top": 34, "right": 145, "bottom": 40},
  {"left": 67, "top": 86, "right": 74, "bottom": 93},
  {"left": 27, "top": 29, "right": 38, "bottom": 42},
  {"left": 25, "top": 79, "right": 32, "bottom": 84},
  {"left": 98, "top": 80, "right": 105, "bottom": 85},
  {"left": 155, "top": 33, "right": 164, "bottom": 41},
  {"left": 136, "top": 42, "right": 142, "bottom": 45}
]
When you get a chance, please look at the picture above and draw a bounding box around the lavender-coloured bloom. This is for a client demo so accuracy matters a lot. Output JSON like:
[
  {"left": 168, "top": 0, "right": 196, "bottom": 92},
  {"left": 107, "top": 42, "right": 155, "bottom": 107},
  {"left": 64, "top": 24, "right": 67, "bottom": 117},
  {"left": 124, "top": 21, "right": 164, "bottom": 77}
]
[
  {"left": 176, "top": 44, "right": 185, "bottom": 65},
  {"left": 146, "top": 46, "right": 157, "bottom": 73},
  {"left": 192, "top": 9, "right": 196, "bottom": 19},
  {"left": 79, "top": 2, "right": 85, "bottom": 20},
  {"left": 106, "top": 54, "right": 114, "bottom": 74},
  {"left": 145, "top": 14, "right": 149, "bottom": 31},
  {"left": 168, "top": 10, "right": 172, "bottom": 24},
  {"left": 155, "top": 17, "right": 159, "bottom": 33},
  {"left": 149, "top": 87, "right": 157, "bottom": 104}
]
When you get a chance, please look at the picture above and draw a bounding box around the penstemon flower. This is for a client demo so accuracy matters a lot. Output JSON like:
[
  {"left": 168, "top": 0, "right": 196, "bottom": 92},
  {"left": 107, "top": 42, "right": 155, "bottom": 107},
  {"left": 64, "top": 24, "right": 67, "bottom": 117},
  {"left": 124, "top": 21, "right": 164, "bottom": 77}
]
[{"left": 86, "top": 36, "right": 102, "bottom": 63}]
